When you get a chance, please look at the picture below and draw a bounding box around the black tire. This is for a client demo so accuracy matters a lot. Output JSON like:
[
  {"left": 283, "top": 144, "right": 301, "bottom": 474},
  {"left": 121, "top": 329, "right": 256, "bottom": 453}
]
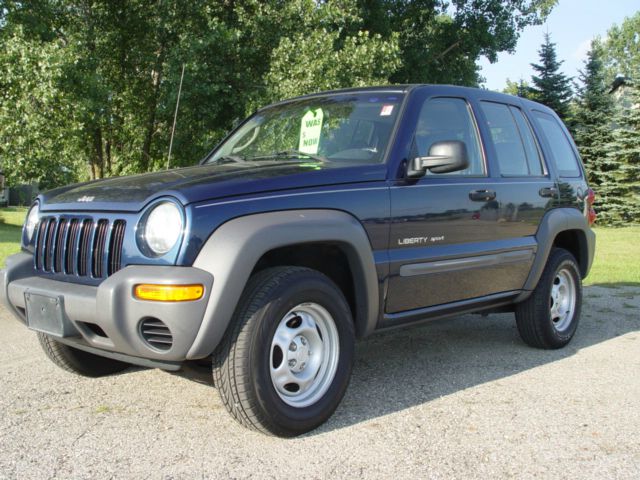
[
  {"left": 38, "top": 333, "right": 130, "bottom": 377},
  {"left": 212, "top": 266, "right": 355, "bottom": 437},
  {"left": 515, "top": 248, "right": 582, "bottom": 349}
]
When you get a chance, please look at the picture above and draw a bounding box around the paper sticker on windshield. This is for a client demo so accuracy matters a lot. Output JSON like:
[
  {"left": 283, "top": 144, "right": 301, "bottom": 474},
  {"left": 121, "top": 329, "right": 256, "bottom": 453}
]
[
  {"left": 380, "top": 105, "right": 394, "bottom": 116},
  {"left": 299, "top": 108, "right": 324, "bottom": 154}
]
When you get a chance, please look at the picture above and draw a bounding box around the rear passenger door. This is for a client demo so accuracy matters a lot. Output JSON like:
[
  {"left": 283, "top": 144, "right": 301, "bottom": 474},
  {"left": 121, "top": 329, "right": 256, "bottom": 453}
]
[
  {"left": 475, "top": 99, "right": 558, "bottom": 230},
  {"left": 529, "top": 110, "right": 586, "bottom": 210}
]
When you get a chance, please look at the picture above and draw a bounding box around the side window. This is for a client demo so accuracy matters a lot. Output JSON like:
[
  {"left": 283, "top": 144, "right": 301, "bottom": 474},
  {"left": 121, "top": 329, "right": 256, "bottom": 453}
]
[
  {"left": 509, "top": 107, "right": 544, "bottom": 176},
  {"left": 481, "top": 102, "right": 528, "bottom": 176},
  {"left": 533, "top": 111, "right": 581, "bottom": 177},
  {"left": 480, "top": 102, "right": 544, "bottom": 176},
  {"left": 415, "top": 97, "right": 485, "bottom": 176}
]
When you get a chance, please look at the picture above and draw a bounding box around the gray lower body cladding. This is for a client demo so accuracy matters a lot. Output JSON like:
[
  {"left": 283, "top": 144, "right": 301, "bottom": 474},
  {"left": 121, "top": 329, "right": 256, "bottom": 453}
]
[{"left": 1, "top": 253, "right": 213, "bottom": 362}]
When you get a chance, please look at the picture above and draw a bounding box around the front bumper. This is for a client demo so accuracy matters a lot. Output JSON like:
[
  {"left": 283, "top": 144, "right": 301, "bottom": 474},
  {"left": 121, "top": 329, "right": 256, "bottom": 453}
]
[{"left": 1, "top": 253, "right": 213, "bottom": 364}]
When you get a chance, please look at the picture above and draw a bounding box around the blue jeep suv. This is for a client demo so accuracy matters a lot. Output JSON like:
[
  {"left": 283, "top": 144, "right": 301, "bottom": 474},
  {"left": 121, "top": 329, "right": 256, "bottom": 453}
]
[{"left": 1, "top": 85, "right": 596, "bottom": 436}]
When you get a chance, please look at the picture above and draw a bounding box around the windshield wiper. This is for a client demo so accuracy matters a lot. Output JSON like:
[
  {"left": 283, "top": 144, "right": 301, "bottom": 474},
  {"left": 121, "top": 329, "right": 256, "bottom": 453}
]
[
  {"left": 247, "top": 150, "right": 327, "bottom": 163},
  {"left": 211, "top": 155, "right": 246, "bottom": 164}
]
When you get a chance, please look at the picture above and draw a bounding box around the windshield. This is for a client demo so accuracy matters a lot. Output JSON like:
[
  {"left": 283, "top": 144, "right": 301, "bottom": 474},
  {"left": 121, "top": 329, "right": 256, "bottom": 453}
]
[{"left": 206, "top": 92, "right": 405, "bottom": 165}]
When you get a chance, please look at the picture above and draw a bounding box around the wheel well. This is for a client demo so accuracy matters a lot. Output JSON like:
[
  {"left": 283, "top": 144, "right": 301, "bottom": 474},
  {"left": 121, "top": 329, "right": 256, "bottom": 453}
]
[
  {"left": 553, "top": 230, "right": 588, "bottom": 277},
  {"left": 252, "top": 243, "right": 357, "bottom": 321}
]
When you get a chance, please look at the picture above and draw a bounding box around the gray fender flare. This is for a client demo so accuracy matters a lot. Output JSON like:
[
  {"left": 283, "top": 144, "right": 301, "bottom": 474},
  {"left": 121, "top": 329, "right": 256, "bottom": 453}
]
[
  {"left": 186, "top": 209, "right": 379, "bottom": 359},
  {"left": 515, "top": 208, "right": 595, "bottom": 302}
]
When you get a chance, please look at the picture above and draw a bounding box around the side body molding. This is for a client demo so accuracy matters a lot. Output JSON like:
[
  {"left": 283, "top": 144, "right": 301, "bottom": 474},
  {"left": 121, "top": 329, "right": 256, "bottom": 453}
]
[
  {"left": 515, "top": 207, "right": 595, "bottom": 302},
  {"left": 186, "top": 209, "right": 379, "bottom": 359}
]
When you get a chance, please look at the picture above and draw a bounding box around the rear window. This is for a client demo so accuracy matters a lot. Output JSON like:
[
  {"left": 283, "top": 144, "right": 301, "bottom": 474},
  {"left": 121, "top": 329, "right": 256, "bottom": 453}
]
[{"left": 533, "top": 111, "right": 581, "bottom": 177}]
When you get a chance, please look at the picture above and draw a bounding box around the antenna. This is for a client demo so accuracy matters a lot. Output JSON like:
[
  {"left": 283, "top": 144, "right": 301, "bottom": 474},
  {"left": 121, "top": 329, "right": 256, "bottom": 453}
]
[{"left": 167, "top": 63, "right": 185, "bottom": 170}]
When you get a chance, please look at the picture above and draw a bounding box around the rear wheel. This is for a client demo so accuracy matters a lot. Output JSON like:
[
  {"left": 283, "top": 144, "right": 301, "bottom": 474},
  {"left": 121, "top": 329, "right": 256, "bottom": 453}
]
[
  {"left": 38, "top": 333, "right": 130, "bottom": 377},
  {"left": 213, "top": 266, "right": 355, "bottom": 437},
  {"left": 515, "top": 248, "right": 582, "bottom": 349}
]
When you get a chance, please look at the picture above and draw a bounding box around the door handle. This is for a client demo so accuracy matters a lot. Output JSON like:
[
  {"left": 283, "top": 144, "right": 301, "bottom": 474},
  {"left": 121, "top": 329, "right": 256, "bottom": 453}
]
[
  {"left": 539, "top": 186, "right": 558, "bottom": 198},
  {"left": 469, "top": 189, "right": 496, "bottom": 202}
]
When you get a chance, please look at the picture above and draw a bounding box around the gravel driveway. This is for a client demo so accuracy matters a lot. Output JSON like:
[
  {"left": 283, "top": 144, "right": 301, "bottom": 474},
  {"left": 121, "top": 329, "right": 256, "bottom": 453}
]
[{"left": 1, "top": 285, "right": 639, "bottom": 479}]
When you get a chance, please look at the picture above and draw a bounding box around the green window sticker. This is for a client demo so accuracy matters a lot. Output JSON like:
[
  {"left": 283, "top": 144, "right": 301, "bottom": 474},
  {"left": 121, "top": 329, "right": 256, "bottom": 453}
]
[{"left": 299, "top": 108, "right": 324, "bottom": 154}]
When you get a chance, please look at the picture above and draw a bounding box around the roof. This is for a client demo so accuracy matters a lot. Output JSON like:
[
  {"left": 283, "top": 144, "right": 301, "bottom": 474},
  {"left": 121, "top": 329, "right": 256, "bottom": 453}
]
[{"left": 260, "top": 84, "right": 558, "bottom": 118}]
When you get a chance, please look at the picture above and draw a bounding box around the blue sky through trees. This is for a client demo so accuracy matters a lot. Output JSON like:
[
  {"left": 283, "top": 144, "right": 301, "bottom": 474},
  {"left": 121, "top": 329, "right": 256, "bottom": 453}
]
[{"left": 479, "top": 0, "right": 639, "bottom": 90}]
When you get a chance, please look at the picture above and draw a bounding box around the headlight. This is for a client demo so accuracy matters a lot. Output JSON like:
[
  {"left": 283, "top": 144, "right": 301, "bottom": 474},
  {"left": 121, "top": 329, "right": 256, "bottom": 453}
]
[
  {"left": 140, "top": 201, "right": 183, "bottom": 256},
  {"left": 24, "top": 202, "right": 40, "bottom": 243}
]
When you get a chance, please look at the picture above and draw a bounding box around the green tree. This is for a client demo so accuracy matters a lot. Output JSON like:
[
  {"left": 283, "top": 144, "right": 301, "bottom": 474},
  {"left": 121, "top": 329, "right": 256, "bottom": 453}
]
[
  {"left": 158, "top": 0, "right": 402, "bottom": 170},
  {"left": 530, "top": 32, "right": 573, "bottom": 119},
  {"left": 264, "top": 30, "right": 399, "bottom": 101},
  {"left": 358, "top": 0, "right": 556, "bottom": 86},
  {"left": 573, "top": 40, "right": 619, "bottom": 224},
  {"left": 604, "top": 84, "right": 640, "bottom": 224},
  {"left": 503, "top": 78, "right": 534, "bottom": 98},
  {"left": 603, "top": 12, "right": 640, "bottom": 81},
  {"left": 0, "top": 27, "right": 83, "bottom": 189},
  {"left": 0, "top": 0, "right": 559, "bottom": 188}
]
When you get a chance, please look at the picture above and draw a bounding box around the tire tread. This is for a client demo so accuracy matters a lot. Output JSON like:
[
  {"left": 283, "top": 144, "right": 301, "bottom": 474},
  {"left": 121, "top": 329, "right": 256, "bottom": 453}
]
[
  {"left": 516, "top": 248, "right": 582, "bottom": 349},
  {"left": 213, "top": 267, "right": 310, "bottom": 435},
  {"left": 213, "top": 266, "right": 351, "bottom": 436},
  {"left": 38, "top": 333, "right": 129, "bottom": 377}
]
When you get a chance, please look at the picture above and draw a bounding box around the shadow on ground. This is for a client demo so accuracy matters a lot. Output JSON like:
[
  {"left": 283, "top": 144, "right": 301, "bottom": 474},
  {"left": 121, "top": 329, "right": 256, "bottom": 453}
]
[{"left": 165, "top": 284, "right": 640, "bottom": 435}]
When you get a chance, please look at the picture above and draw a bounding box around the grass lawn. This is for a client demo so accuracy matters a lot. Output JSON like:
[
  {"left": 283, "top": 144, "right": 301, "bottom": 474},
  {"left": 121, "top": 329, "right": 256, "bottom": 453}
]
[
  {"left": 0, "top": 207, "right": 637, "bottom": 286},
  {"left": 0, "top": 207, "right": 26, "bottom": 267},
  {"left": 586, "top": 226, "right": 640, "bottom": 286}
]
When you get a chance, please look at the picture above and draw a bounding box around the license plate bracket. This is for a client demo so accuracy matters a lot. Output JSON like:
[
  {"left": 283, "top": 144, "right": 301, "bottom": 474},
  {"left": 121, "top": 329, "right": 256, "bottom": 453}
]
[{"left": 24, "top": 291, "right": 71, "bottom": 337}]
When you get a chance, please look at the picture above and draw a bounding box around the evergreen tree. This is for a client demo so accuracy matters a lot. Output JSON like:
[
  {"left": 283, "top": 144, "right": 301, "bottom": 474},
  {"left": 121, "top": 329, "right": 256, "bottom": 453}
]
[
  {"left": 572, "top": 40, "right": 619, "bottom": 224},
  {"left": 530, "top": 32, "right": 573, "bottom": 119},
  {"left": 605, "top": 84, "right": 640, "bottom": 224}
]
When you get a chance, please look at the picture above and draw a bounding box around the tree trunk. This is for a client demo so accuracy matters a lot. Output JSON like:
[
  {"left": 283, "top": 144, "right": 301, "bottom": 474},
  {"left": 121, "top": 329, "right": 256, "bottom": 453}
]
[
  {"left": 105, "top": 137, "right": 112, "bottom": 176},
  {"left": 141, "top": 45, "right": 166, "bottom": 172},
  {"left": 93, "top": 127, "right": 104, "bottom": 179}
]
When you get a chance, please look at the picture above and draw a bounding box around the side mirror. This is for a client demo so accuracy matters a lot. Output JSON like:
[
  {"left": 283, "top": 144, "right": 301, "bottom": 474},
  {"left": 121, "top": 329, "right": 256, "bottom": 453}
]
[{"left": 407, "top": 140, "right": 470, "bottom": 178}]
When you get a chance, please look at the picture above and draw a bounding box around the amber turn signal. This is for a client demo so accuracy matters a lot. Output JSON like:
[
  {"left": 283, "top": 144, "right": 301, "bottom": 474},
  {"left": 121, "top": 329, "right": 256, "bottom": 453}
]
[{"left": 133, "top": 284, "right": 204, "bottom": 302}]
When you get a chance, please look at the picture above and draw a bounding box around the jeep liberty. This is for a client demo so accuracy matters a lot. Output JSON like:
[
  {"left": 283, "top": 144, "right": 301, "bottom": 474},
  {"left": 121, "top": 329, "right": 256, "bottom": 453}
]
[{"left": 1, "top": 85, "right": 596, "bottom": 436}]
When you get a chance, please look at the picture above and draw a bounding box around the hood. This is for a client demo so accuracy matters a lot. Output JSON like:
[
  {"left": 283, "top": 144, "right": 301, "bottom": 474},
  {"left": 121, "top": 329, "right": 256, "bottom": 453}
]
[{"left": 40, "top": 161, "right": 387, "bottom": 212}]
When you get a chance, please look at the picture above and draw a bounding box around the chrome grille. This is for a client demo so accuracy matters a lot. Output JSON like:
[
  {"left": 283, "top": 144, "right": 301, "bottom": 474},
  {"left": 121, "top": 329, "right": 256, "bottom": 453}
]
[
  {"left": 108, "top": 220, "right": 126, "bottom": 276},
  {"left": 34, "top": 216, "right": 126, "bottom": 279},
  {"left": 91, "top": 219, "right": 109, "bottom": 278},
  {"left": 53, "top": 218, "right": 68, "bottom": 273}
]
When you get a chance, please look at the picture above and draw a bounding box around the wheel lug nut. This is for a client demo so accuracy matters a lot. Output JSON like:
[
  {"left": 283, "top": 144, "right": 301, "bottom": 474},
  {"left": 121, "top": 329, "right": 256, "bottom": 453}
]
[
  {"left": 288, "top": 359, "right": 297, "bottom": 367},
  {"left": 300, "top": 337, "right": 307, "bottom": 346},
  {"left": 300, "top": 362, "right": 306, "bottom": 369},
  {"left": 289, "top": 343, "right": 297, "bottom": 351}
]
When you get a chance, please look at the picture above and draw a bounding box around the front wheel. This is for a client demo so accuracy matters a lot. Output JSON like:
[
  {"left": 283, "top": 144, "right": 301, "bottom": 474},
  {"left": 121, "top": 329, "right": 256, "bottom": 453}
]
[
  {"left": 212, "top": 266, "right": 355, "bottom": 437},
  {"left": 38, "top": 333, "right": 130, "bottom": 377},
  {"left": 515, "top": 248, "right": 582, "bottom": 349}
]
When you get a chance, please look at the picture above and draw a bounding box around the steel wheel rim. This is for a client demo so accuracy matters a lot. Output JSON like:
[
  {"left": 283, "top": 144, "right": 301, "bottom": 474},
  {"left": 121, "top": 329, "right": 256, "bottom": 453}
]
[
  {"left": 269, "top": 303, "right": 340, "bottom": 408},
  {"left": 549, "top": 268, "right": 576, "bottom": 332}
]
